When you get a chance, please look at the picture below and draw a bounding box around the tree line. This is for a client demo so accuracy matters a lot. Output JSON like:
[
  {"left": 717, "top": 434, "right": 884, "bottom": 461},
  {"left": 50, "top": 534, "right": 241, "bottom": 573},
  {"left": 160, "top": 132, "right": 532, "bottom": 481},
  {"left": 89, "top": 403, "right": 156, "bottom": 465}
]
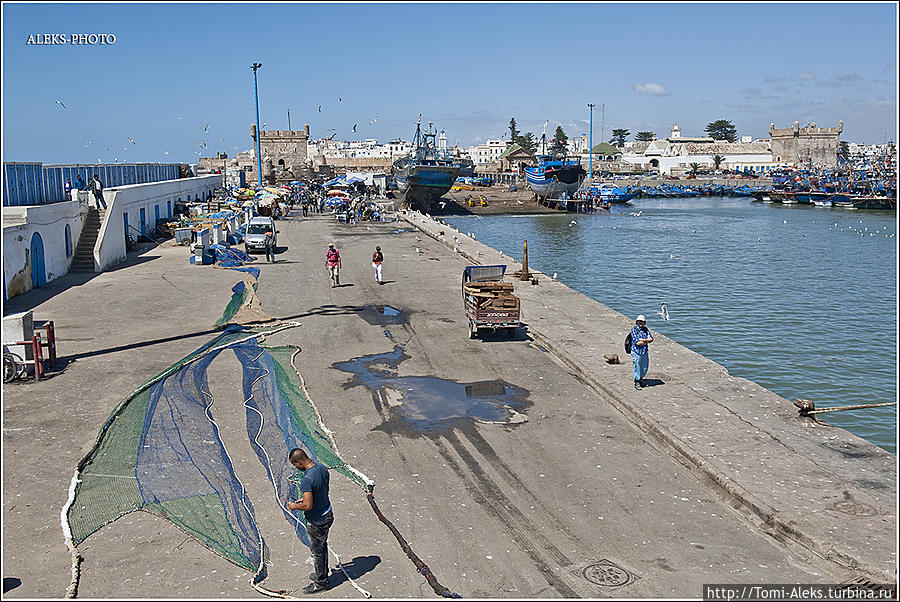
[{"left": 506, "top": 117, "right": 740, "bottom": 154}]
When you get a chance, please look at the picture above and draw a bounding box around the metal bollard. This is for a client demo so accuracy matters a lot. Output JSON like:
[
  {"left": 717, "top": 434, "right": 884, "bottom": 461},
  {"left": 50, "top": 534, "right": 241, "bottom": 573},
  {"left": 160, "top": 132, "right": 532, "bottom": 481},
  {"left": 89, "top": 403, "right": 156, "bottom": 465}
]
[{"left": 32, "top": 333, "right": 44, "bottom": 381}]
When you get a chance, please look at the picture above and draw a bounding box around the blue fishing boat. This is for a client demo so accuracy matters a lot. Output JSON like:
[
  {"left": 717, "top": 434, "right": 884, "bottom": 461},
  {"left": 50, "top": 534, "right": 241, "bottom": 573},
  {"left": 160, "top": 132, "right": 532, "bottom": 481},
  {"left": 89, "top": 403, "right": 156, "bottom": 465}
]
[
  {"left": 392, "top": 115, "right": 459, "bottom": 212},
  {"left": 524, "top": 130, "right": 585, "bottom": 201}
]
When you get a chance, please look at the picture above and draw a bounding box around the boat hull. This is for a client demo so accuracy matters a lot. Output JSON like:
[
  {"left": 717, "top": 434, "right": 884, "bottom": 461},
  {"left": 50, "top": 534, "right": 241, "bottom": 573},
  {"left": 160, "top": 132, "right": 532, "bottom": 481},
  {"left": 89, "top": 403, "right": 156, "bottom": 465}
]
[
  {"left": 525, "top": 164, "right": 585, "bottom": 199},
  {"left": 394, "top": 164, "right": 459, "bottom": 212}
]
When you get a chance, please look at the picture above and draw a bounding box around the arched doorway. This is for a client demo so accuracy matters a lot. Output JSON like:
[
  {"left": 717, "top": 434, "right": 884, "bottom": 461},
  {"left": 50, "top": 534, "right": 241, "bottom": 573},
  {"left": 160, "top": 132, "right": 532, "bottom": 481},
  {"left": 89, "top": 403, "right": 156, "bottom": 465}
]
[{"left": 30, "top": 232, "right": 46, "bottom": 288}]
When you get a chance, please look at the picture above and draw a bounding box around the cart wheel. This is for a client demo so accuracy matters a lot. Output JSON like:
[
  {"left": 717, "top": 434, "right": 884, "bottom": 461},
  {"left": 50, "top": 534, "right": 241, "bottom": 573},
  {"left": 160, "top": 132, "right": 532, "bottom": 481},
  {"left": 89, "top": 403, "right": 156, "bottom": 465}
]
[
  {"left": 468, "top": 320, "right": 477, "bottom": 339},
  {"left": 4, "top": 352, "right": 25, "bottom": 383}
]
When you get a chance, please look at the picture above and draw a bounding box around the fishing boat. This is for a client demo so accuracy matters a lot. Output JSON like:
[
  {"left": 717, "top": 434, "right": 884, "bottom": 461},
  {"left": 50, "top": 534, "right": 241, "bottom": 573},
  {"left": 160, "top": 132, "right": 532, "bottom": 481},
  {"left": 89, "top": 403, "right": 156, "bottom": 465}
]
[
  {"left": 850, "top": 195, "right": 896, "bottom": 210},
  {"left": 595, "top": 184, "right": 635, "bottom": 203},
  {"left": 524, "top": 128, "right": 585, "bottom": 202},
  {"left": 392, "top": 115, "right": 459, "bottom": 213}
]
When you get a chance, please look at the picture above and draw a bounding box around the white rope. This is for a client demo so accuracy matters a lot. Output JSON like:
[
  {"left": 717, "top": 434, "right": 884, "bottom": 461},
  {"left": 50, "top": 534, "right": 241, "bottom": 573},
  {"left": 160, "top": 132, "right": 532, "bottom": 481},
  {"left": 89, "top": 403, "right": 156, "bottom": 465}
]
[
  {"left": 288, "top": 348, "right": 374, "bottom": 489},
  {"left": 243, "top": 347, "right": 371, "bottom": 598},
  {"left": 198, "top": 378, "right": 271, "bottom": 594}
]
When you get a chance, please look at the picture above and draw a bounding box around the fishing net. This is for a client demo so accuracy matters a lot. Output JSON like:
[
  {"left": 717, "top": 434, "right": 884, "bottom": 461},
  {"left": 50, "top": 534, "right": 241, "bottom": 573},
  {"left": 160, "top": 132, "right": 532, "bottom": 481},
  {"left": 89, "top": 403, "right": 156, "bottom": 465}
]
[
  {"left": 215, "top": 273, "right": 275, "bottom": 328},
  {"left": 62, "top": 265, "right": 458, "bottom": 599}
]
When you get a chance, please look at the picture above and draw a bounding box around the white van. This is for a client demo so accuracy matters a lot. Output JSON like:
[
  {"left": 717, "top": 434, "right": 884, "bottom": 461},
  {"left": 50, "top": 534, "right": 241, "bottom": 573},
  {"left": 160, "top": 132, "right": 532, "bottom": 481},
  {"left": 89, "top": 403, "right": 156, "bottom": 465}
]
[{"left": 244, "top": 216, "right": 277, "bottom": 254}]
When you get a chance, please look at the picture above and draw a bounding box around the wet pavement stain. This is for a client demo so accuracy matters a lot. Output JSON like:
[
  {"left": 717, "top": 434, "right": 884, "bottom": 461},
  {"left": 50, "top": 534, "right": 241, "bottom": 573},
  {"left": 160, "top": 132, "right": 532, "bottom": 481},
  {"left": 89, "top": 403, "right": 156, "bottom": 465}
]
[
  {"left": 333, "top": 344, "right": 530, "bottom": 433},
  {"left": 356, "top": 304, "right": 406, "bottom": 325}
]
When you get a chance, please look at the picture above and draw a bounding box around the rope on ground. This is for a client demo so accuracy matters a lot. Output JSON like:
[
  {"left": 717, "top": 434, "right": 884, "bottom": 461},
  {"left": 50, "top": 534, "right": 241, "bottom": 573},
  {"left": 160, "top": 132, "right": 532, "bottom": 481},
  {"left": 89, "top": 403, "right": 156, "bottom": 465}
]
[
  {"left": 798, "top": 401, "right": 897, "bottom": 415},
  {"left": 365, "top": 492, "right": 461, "bottom": 598}
]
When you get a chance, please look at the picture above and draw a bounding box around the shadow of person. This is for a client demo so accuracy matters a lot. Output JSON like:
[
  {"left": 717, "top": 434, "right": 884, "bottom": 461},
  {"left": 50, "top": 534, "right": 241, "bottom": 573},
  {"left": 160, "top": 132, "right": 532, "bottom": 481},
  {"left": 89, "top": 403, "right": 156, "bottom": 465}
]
[
  {"left": 642, "top": 378, "right": 664, "bottom": 387},
  {"left": 329, "top": 555, "right": 381, "bottom": 586}
]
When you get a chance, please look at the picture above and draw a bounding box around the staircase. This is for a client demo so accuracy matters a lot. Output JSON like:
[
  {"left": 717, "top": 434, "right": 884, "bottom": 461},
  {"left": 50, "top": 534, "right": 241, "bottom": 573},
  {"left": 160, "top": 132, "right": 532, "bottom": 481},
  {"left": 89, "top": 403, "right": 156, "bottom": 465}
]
[{"left": 70, "top": 208, "right": 104, "bottom": 273}]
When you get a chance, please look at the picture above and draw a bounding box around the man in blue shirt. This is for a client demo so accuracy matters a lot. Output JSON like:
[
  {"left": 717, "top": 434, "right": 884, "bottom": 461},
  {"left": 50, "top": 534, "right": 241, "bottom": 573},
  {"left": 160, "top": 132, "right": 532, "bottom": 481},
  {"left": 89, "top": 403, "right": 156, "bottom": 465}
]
[
  {"left": 630, "top": 315, "right": 653, "bottom": 390},
  {"left": 287, "top": 447, "right": 334, "bottom": 593}
]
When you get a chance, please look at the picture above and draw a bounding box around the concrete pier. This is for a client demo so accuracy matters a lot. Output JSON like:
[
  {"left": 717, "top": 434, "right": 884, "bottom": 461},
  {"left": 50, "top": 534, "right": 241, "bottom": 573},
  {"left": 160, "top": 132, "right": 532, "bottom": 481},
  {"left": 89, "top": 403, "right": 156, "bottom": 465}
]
[{"left": 1, "top": 205, "right": 894, "bottom": 598}]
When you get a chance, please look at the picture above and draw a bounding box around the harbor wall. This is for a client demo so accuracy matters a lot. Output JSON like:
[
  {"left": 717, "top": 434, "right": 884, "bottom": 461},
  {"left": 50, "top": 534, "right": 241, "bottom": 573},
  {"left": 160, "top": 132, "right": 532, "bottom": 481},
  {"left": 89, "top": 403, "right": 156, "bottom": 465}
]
[
  {"left": 398, "top": 209, "right": 896, "bottom": 582},
  {"left": 2, "top": 199, "right": 87, "bottom": 299},
  {"left": 95, "top": 176, "right": 220, "bottom": 271}
]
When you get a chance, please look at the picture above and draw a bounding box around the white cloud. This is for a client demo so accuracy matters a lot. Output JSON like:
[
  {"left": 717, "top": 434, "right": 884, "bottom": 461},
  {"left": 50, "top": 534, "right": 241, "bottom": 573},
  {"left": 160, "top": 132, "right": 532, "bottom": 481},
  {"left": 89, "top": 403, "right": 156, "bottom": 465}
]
[
  {"left": 795, "top": 72, "right": 816, "bottom": 80},
  {"left": 632, "top": 82, "right": 671, "bottom": 97}
]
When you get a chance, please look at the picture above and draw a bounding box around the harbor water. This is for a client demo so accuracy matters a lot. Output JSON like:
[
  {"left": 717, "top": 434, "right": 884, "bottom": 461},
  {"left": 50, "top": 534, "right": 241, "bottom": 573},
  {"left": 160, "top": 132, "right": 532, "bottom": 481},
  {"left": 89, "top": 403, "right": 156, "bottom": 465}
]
[{"left": 444, "top": 197, "right": 898, "bottom": 453}]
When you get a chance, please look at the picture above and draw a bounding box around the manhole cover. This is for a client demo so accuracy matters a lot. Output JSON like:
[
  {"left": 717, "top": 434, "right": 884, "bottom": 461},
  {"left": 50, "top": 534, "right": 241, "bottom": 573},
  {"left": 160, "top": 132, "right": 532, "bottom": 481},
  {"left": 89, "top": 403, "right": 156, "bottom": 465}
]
[
  {"left": 831, "top": 499, "right": 878, "bottom": 517},
  {"left": 580, "top": 560, "right": 638, "bottom": 587}
]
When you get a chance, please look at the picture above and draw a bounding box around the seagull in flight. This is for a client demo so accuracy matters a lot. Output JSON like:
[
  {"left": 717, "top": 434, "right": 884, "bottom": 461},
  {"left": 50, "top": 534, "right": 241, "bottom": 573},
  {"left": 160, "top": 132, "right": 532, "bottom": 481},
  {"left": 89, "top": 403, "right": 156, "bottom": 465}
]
[
  {"left": 55, "top": 99, "right": 66, "bottom": 109},
  {"left": 318, "top": 105, "right": 322, "bottom": 112},
  {"left": 204, "top": 123, "right": 210, "bottom": 132},
  {"left": 352, "top": 123, "right": 358, "bottom": 133},
  {"left": 657, "top": 302, "right": 669, "bottom": 321},
  {"left": 370, "top": 116, "right": 377, "bottom": 124},
  {"left": 338, "top": 97, "right": 342, "bottom": 102},
  {"left": 325, "top": 132, "right": 337, "bottom": 141},
  {"left": 128, "top": 137, "right": 136, "bottom": 145}
]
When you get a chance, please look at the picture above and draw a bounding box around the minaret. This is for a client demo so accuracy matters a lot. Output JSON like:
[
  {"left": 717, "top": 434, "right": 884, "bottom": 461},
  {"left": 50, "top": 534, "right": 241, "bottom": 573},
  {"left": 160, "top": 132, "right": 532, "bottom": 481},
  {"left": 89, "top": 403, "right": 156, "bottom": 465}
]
[
  {"left": 438, "top": 130, "right": 447, "bottom": 151},
  {"left": 670, "top": 123, "right": 681, "bottom": 139}
]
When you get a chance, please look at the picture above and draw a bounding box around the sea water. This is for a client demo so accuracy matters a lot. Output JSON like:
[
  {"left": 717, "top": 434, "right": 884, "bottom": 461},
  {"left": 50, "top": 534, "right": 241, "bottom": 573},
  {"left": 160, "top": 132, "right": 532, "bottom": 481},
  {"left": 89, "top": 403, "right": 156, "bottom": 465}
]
[{"left": 444, "top": 197, "right": 898, "bottom": 453}]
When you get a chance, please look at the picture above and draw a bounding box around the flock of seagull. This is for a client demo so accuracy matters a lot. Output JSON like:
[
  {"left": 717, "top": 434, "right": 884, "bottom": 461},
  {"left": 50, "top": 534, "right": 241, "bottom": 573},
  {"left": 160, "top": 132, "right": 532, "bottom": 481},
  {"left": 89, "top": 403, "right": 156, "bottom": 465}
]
[{"left": 56, "top": 94, "right": 376, "bottom": 163}]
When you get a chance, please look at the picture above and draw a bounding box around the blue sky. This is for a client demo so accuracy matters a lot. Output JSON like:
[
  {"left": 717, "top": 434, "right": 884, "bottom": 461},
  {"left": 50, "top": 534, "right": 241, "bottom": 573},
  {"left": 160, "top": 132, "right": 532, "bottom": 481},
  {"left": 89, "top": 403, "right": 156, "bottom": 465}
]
[{"left": 2, "top": 2, "right": 897, "bottom": 164}]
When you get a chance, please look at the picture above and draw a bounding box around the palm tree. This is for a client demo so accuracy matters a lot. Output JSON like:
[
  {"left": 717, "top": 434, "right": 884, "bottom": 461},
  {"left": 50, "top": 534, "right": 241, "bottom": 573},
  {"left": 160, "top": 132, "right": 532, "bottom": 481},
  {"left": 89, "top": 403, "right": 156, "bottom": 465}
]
[
  {"left": 689, "top": 162, "right": 701, "bottom": 174},
  {"left": 711, "top": 154, "right": 725, "bottom": 170}
]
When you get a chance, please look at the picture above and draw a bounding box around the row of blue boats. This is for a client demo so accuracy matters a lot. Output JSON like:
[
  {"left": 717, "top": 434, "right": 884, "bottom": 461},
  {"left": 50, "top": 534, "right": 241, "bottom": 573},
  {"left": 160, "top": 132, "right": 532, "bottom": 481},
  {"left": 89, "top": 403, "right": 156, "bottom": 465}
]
[{"left": 576, "top": 183, "right": 768, "bottom": 203}]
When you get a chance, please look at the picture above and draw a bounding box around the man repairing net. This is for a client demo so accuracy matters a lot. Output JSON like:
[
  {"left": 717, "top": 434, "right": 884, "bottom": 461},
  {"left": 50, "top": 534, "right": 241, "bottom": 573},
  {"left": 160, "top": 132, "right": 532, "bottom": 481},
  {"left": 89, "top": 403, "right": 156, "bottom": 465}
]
[{"left": 287, "top": 448, "right": 334, "bottom": 594}]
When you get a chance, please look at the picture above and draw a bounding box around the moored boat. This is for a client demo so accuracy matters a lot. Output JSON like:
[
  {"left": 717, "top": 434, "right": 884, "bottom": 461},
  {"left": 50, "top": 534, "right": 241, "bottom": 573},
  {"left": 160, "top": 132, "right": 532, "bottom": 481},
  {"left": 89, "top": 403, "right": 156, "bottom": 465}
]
[{"left": 392, "top": 115, "right": 459, "bottom": 213}]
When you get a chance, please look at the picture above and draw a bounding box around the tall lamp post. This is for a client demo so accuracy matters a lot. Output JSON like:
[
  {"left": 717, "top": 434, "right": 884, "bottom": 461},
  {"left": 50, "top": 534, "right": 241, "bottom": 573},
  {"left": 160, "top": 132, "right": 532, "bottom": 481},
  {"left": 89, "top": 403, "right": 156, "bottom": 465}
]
[
  {"left": 587, "top": 103, "right": 595, "bottom": 183},
  {"left": 251, "top": 62, "right": 263, "bottom": 187}
]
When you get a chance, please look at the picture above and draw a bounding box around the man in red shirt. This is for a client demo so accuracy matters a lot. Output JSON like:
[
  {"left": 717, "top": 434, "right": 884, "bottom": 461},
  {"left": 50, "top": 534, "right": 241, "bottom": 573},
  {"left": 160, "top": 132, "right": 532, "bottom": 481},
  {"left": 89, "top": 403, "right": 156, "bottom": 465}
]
[{"left": 325, "top": 243, "right": 342, "bottom": 287}]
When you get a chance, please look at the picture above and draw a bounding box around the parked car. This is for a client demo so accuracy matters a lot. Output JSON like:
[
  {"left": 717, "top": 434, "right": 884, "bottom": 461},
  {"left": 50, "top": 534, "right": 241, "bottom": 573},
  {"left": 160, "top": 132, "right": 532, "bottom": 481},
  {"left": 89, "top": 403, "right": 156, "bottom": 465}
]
[{"left": 244, "top": 216, "right": 277, "bottom": 254}]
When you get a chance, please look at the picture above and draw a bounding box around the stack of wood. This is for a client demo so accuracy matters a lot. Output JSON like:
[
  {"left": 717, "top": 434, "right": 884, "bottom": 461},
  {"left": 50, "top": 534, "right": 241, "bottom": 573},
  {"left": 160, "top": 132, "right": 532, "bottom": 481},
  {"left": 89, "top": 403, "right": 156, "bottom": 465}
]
[{"left": 464, "top": 281, "right": 520, "bottom": 310}]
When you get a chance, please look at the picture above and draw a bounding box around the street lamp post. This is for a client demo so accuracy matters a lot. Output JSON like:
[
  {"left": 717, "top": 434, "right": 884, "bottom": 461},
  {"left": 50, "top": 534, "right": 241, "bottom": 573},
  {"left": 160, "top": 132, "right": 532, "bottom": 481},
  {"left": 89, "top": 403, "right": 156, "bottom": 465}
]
[
  {"left": 251, "top": 62, "right": 263, "bottom": 187},
  {"left": 587, "top": 103, "right": 594, "bottom": 183}
]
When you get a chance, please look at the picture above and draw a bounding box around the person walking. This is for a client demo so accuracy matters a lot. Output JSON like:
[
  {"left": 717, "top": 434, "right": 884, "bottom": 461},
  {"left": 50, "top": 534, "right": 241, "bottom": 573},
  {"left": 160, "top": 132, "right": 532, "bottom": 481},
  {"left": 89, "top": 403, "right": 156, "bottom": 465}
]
[
  {"left": 287, "top": 448, "right": 333, "bottom": 594},
  {"left": 630, "top": 315, "right": 653, "bottom": 389},
  {"left": 372, "top": 246, "right": 384, "bottom": 284},
  {"left": 325, "top": 242, "right": 341, "bottom": 287},
  {"left": 90, "top": 174, "right": 106, "bottom": 209},
  {"left": 264, "top": 227, "right": 276, "bottom": 263}
]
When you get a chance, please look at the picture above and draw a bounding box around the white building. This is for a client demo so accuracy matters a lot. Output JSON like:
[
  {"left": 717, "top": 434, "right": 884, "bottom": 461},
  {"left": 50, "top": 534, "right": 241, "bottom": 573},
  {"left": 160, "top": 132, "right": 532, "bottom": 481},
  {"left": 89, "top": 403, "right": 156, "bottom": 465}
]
[
  {"left": 617, "top": 123, "right": 782, "bottom": 175},
  {"left": 467, "top": 139, "right": 508, "bottom": 165}
]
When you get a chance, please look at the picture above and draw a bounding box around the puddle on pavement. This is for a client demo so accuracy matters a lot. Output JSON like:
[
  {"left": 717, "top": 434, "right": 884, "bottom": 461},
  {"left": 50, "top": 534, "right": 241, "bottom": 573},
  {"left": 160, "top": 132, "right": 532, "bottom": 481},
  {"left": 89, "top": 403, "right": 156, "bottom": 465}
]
[
  {"left": 333, "top": 344, "right": 530, "bottom": 433},
  {"left": 392, "top": 228, "right": 416, "bottom": 234},
  {"left": 356, "top": 304, "right": 406, "bottom": 325}
]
